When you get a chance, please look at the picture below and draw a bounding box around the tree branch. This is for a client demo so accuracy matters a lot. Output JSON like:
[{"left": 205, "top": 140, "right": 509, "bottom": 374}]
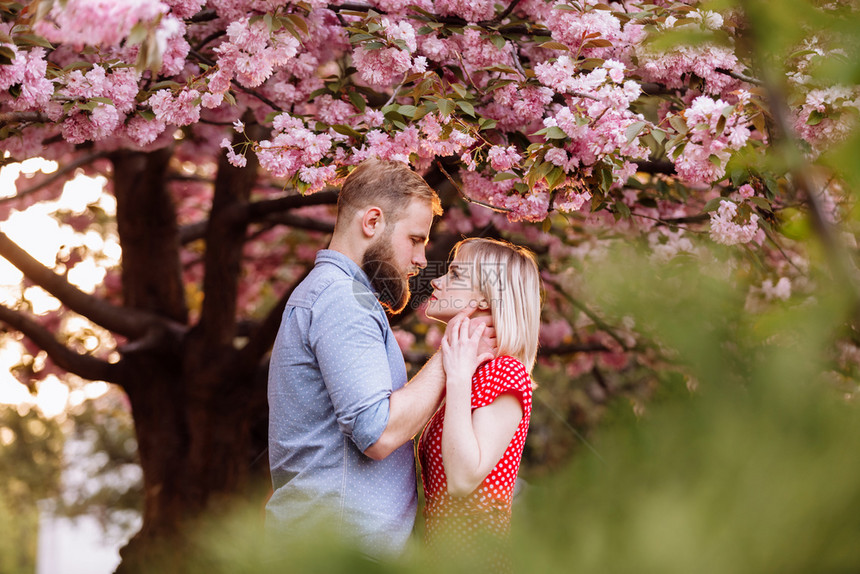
[
  {"left": 0, "top": 152, "right": 109, "bottom": 206},
  {"left": 715, "top": 67, "right": 763, "bottom": 86},
  {"left": 179, "top": 190, "right": 339, "bottom": 243},
  {"left": 0, "top": 303, "right": 123, "bottom": 383},
  {"left": 635, "top": 159, "right": 675, "bottom": 175},
  {"left": 496, "top": 0, "right": 523, "bottom": 22},
  {"left": 436, "top": 161, "right": 512, "bottom": 213},
  {"left": 329, "top": 2, "right": 546, "bottom": 37},
  {"left": 244, "top": 190, "right": 340, "bottom": 219},
  {"left": 0, "top": 231, "right": 162, "bottom": 339},
  {"left": 259, "top": 212, "right": 335, "bottom": 234},
  {"left": 0, "top": 111, "right": 52, "bottom": 125}
]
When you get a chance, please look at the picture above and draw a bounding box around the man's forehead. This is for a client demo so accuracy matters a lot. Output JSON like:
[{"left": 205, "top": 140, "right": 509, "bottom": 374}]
[{"left": 401, "top": 199, "right": 434, "bottom": 229}]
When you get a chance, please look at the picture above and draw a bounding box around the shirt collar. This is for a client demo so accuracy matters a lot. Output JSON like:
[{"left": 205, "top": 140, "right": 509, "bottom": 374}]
[{"left": 315, "top": 249, "right": 374, "bottom": 292}]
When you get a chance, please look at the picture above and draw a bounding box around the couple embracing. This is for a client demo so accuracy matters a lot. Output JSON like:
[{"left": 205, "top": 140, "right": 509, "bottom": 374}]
[{"left": 266, "top": 158, "right": 541, "bottom": 565}]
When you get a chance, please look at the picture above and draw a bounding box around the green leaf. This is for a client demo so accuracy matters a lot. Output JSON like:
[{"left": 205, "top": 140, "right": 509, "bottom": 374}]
[
  {"left": 437, "top": 98, "right": 454, "bottom": 116},
  {"left": 13, "top": 33, "right": 52, "bottom": 49},
  {"left": 715, "top": 114, "right": 727, "bottom": 136},
  {"left": 598, "top": 164, "right": 613, "bottom": 191},
  {"left": 126, "top": 23, "right": 148, "bottom": 46},
  {"left": 583, "top": 38, "right": 613, "bottom": 48},
  {"left": 535, "top": 160, "right": 553, "bottom": 179},
  {"left": 89, "top": 97, "right": 114, "bottom": 106},
  {"left": 481, "top": 65, "right": 518, "bottom": 74},
  {"left": 545, "top": 126, "right": 568, "bottom": 140},
  {"left": 451, "top": 83, "right": 467, "bottom": 99},
  {"left": 348, "top": 91, "right": 366, "bottom": 113},
  {"left": 456, "top": 100, "right": 475, "bottom": 117},
  {"left": 0, "top": 45, "right": 14, "bottom": 66},
  {"left": 285, "top": 13, "right": 309, "bottom": 36},
  {"left": 489, "top": 34, "right": 506, "bottom": 50},
  {"left": 614, "top": 201, "right": 631, "bottom": 219},
  {"left": 702, "top": 197, "right": 725, "bottom": 212},
  {"left": 546, "top": 166, "right": 566, "bottom": 189},
  {"left": 748, "top": 197, "right": 772, "bottom": 211},
  {"left": 478, "top": 118, "right": 497, "bottom": 131},
  {"left": 671, "top": 142, "right": 687, "bottom": 159},
  {"left": 308, "top": 87, "right": 329, "bottom": 99},
  {"left": 806, "top": 110, "right": 825, "bottom": 126},
  {"left": 708, "top": 154, "right": 721, "bottom": 167},
  {"left": 729, "top": 167, "right": 746, "bottom": 187},
  {"left": 493, "top": 172, "right": 520, "bottom": 182},
  {"left": 487, "top": 79, "right": 517, "bottom": 92},
  {"left": 538, "top": 41, "right": 569, "bottom": 51},
  {"left": 331, "top": 124, "right": 362, "bottom": 139},
  {"left": 578, "top": 58, "right": 604, "bottom": 70},
  {"left": 149, "top": 81, "right": 183, "bottom": 91},
  {"left": 399, "top": 104, "right": 418, "bottom": 118},
  {"left": 514, "top": 182, "right": 530, "bottom": 194},
  {"left": 624, "top": 120, "right": 647, "bottom": 143},
  {"left": 542, "top": 217, "right": 552, "bottom": 232},
  {"left": 651, "top": 128, "right": 666, "bottom": 144},
  {"left": 668, "top": 115, "right": 688, "bottom": 134}
]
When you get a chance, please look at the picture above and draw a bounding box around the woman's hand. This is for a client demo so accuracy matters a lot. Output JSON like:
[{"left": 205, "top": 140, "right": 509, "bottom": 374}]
[{"left": 441, "top": 311, "right": 495, "bottom": 389}]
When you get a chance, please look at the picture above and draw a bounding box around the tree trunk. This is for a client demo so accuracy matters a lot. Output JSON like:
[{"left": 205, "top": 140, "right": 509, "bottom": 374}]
[{"left": 109, "top": 149, "right": 269, "bottom": 573}]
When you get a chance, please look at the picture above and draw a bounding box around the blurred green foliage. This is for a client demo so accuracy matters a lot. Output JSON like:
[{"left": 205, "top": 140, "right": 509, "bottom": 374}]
[{"left": 0, "top": 403, "right": 63, "bottom": 574}]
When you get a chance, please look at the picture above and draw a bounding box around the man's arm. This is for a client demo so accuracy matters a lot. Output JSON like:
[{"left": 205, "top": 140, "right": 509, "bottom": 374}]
[
  {"left": 363, "top": 352, "right": 444, "bottom": 460},
  {"left": 364, "top": 307, "right": 495, "bottom": 460}
]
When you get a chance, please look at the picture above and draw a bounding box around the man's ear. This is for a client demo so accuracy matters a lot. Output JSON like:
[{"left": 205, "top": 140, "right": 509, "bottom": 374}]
[{"left": 360, "top": 206, "right": 385, "bottom": 238}]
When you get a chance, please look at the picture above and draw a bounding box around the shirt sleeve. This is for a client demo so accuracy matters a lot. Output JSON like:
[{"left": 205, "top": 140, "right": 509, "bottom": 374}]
[
  {"left": 308, "top": 278, "right": 392, "bottom": 453},
  {"left": 473, "top": 356, "right": 532, "bottom": 411}
]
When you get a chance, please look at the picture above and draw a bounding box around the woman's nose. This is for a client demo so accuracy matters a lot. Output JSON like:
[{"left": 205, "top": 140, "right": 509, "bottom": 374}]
[{"left": 430, "top": 276, "right": 441, "bottom": 289}]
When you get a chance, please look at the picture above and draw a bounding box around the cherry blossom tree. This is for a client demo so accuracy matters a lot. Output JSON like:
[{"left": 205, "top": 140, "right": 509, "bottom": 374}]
[{"left": 2, "top": 0, "right": 859, "bottom": 570}]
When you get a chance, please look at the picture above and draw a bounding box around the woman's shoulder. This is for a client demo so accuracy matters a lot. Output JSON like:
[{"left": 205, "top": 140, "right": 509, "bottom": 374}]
[{"left": 474, "top": 355, "right": 531, "bottom": 392}]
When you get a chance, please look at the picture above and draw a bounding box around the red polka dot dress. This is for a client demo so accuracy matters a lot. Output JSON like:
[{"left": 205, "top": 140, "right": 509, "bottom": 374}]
[{"left": 418, "top": 355, "right": 533, "bottom": 558}]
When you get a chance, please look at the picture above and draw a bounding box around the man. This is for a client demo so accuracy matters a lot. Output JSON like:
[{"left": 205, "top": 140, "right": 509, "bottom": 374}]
[{"left": 266, "top": 158, "right": 480, "bottom": 556}]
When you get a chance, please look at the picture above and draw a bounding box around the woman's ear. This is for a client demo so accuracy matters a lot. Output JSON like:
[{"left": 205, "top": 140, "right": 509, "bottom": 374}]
[
  {"left": 477, "top": 299, "right": 490, "bottom": 310},
  {"left": 360, "top": 206, "right": 384, "bottom": 238}
]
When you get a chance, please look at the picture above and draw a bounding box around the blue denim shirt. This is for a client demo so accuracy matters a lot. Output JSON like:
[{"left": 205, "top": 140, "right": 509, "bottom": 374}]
[{"left": 266, "top": 250, "right": 416, "bottom": 556}]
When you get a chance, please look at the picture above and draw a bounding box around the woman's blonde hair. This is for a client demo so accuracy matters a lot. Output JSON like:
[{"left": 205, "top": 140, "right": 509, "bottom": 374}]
[{"left": 452, "top": 238, "right": 542, "bottom": 373}]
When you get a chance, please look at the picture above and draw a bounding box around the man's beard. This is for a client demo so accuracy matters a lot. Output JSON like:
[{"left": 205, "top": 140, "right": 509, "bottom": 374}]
[{"left": 362, "top": 233, "right": 410, "bottom": 315}]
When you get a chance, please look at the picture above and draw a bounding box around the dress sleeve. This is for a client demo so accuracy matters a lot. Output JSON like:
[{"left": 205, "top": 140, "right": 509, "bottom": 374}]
[
  {"left": 309, "top": 278, "right": 392, "bottom": 453},
  {"left": 471, "top": 356, "right": 532, "bottom": 411}
]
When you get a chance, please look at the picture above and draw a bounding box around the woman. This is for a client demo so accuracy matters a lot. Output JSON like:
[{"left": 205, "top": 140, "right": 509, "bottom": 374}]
[{"left": 418, "top": 237, "right": 542, "bottom": 564}]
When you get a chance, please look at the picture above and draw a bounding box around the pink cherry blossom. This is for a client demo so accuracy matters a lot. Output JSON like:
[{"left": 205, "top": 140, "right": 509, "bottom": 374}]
[
  {"left": 435, "top": 0, "right": 496, "bottom": 22},
  {"left": 487, "top": 145, "right": 522, "bottom": 172},
  {"left": 147, "top": 88, "right": 201, "bottom": 126},
  {"left": 709, "top": 200, "right": 759, "bottom": 245},
  {"left": 33, "top": 0, "right": 168, "bottom": 48}
]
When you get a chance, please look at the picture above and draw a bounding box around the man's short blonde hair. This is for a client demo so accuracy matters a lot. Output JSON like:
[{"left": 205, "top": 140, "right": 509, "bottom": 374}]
[
  {"left": 336, "top": 157, "right": 443, "bottom": 227},
  {"left": 453, "top": 238, "right": 543, "bottom": 373}
]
